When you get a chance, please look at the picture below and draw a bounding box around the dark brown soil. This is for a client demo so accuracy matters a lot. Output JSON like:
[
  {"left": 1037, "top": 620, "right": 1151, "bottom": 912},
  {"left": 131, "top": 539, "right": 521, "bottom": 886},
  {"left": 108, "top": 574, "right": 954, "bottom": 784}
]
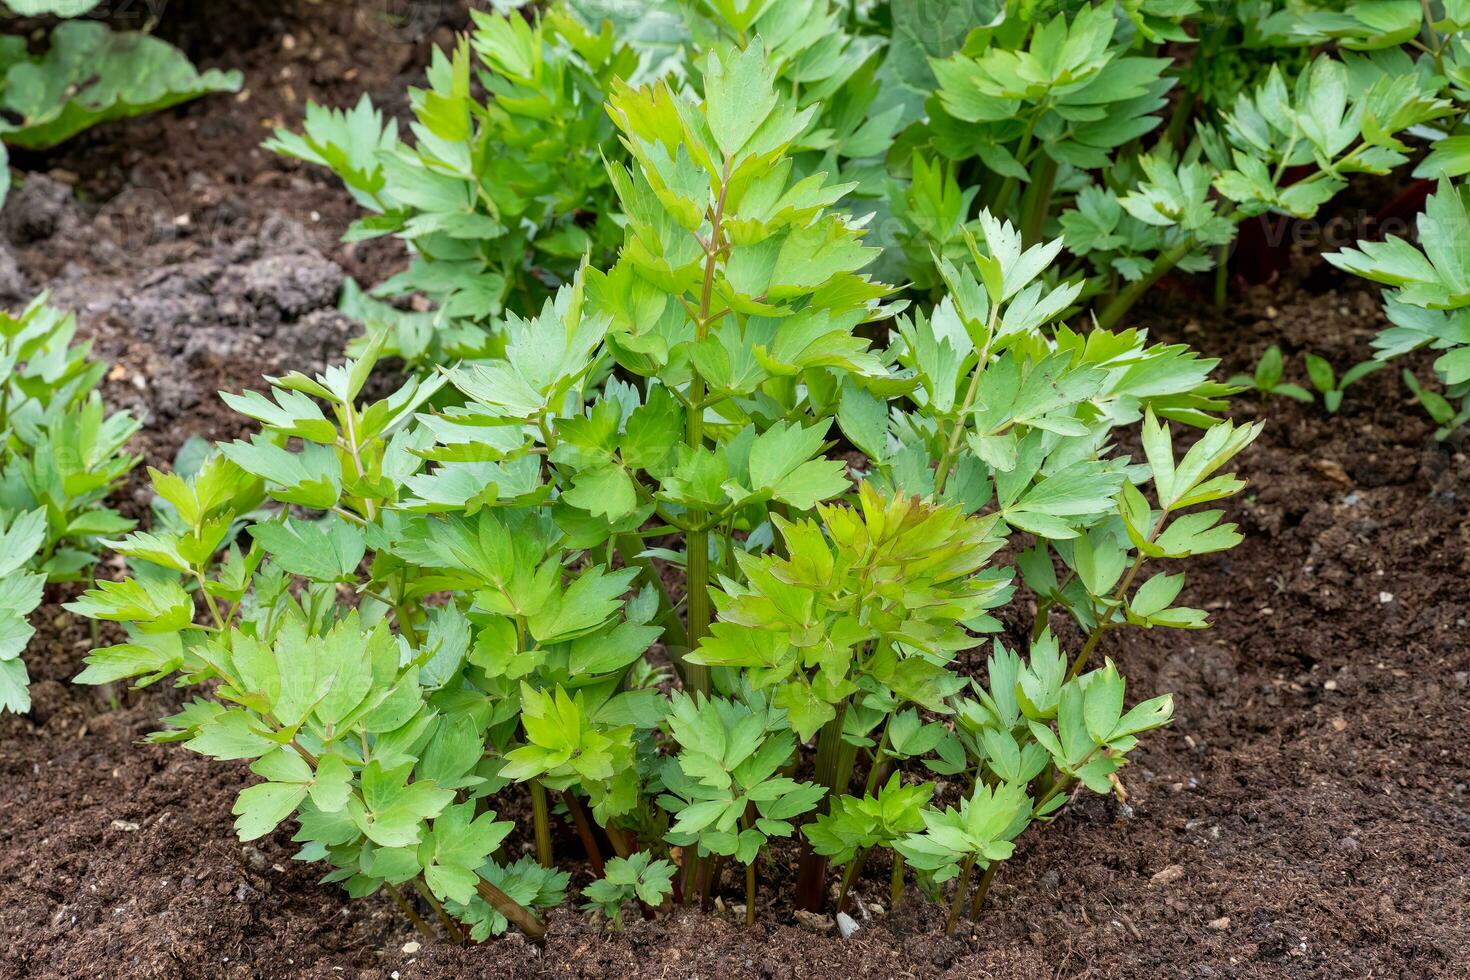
[{"left": 1, "top": 3, "right": 1468, "bottom": 978}]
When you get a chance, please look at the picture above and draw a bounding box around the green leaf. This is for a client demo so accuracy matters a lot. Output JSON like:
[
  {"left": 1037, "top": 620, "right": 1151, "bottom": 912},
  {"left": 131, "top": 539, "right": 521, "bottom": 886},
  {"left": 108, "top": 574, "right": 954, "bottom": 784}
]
[
  {"left": 562, "top": 465, "right": 639, "bottom": 522},
  {"left": 0, "top": 22, "right": 242, "bottom": 150},
  {"left": 232, "top": 781, "right": 307, "bottom": 841},
  {"left": 704, "top": 40, "right": 780, "bottom": 157},
  {"left": 249, "top": 518, "right": 366, "bottom": 583}
]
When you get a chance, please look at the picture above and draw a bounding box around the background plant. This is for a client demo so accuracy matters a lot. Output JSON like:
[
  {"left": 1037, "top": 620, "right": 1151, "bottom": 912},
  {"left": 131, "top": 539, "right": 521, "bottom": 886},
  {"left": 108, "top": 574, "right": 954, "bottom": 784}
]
[
  {"left": 0, "top": 9, "right": 241, "bottom": 206},
  {"left": 0, "top": 294, "right": 139, "bottom": 713},
  {"left": 1328, "top": 177, "right": 1470, "bottom": 437}
]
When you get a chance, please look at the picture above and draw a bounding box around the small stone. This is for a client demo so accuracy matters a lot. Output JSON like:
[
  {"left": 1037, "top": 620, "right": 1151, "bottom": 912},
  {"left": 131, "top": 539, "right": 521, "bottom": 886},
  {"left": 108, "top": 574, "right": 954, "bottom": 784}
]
[
  {"left": 1331, "top": 717, "right": 1348, "bottom": 733},
  {"left": 109, "top": 820, "right": 140, "bottom": 832},
  {"left": 1208, "top": 917, "right": 1230, "bottom": 931},
  {"left": 1324, "top": 680, "right": 1338, "bottom": 691},
  {"left": 793, "top": 909, "right": 834, "bottom": 932},
  {"left": 401, "top": 941, "right": 421, "bottom": 955},
  {"left": 1150, "top": 864, "right": 1185, "bottom": 886},
  {"left": 836, "top": 911, "right": 860, "bottom": 939},
  {"left": 1312, "top": 459, "right": 1351, "bottom": 486},
  {"left": 1378, "top": 592, "right": 1394, "bottom": 604}
]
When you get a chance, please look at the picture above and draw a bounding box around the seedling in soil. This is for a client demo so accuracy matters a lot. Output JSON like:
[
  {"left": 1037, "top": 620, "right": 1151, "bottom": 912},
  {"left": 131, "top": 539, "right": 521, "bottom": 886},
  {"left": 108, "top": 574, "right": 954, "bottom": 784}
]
[
  {"left": 1304, "top": 354, "right": 1385, "bottom": 414},
  {"left": 1229, "top": 345, "right": 1313, "bottom": 403}
]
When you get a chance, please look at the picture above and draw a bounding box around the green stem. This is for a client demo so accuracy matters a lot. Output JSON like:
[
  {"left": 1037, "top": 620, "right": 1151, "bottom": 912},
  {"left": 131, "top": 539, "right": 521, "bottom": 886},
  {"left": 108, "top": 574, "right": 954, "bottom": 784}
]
[
  {"left": 837, "top": 847, "right": 870, "bottom": 912},
  {"left": 604, "top": 821, "right": 633, "bottom": 859},
  {"left": 863, "top": 714, "right": 895, "bottom": 797},
  {"left": 991, "top": 117, "right": 1037, "bottom": 215},
  {"left": 890, "top": 853, "right": 906, "bottom": 909},
  {"left": 681, "top": 155, "right": 732, "bottom": 699},
  {"left": 1095, "top": 237, "right": 1197, "bottom": 330},
  {"left": 562, "top": 790, "right": 606, "bottom": 878},
  {"left": 968, "top": 860, "right": 1001, "bottom": 919},
  {"left": 1165, "top": 89, "right": 1196, "bottom": 148},
  {"left": 414, "top": 878, "right": 466, "bottom": 944},
  {"left": 530, "top": 780, "right": 554, "bottom": 869},
  {"left": 1019, "top": 153, "right": 1058, "bottom": 245},
  {"left": 1214, "top": 242, "right": 1230, "bottom": 310},
  {"left": 384, "top": 882, "right": 436, "bottom": 941},
  {"left": 944, "top": 854, "right": 978, "bottom": 936},
  {"left": 1068, "top": 511, "right": 1165, "bottom": 678},
  {"left": 933, "top": 307, "right": 1000, "bottom": 495}
]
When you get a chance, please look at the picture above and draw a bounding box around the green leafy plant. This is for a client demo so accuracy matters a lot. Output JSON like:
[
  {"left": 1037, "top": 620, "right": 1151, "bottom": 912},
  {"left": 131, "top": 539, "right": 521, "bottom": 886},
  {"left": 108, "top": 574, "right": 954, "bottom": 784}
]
[
  {"left": 1304, "top": 352, "right": 1384, "bottom": 413},
  {"left": 1228, "top": 344, "right": 1313, "bottom": 403},
  {"left": 1327, "top": 177, "right": 1470, "bottom": 436},
  {"left": 0, "top": 294, "right": 139, "bottom": 713},
  {"left": 268, "top": 8, "right": 632, "bottom": 364},
  {"left": 73, "top": 39, "right": 1259, "bottom": 946},
  {"left": 0, "top": 509, "right": 45, "bottom": 713},
  {"left": 581, "top": 852, "right": 677, "bottom": 926},
  {"left": 0, "top": 20, "right": 241, "bottom": 206},
  {"left": 891, "top": 0, "right": 1459, "bottom": 325}
]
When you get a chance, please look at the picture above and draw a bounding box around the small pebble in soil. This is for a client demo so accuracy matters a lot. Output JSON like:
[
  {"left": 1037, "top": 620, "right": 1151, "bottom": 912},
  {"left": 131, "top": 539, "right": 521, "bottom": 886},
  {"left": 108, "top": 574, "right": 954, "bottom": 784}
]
[
  {"left": 836, "top": 911, "right": 859, "bottom": 939},
  {"left": 793, "top": 910, "right": 834, "bottom": 932},
  {"left": 1208, "top": 916, "right": 1231, "bottom": 930},
  {"left": 109, "top": 819, "right": 139, "bottom": 832},
  {"left": 401, "top": 941, "right": 420, "bottom": 955},
  {"left": 1150, "top": 864, "right": 1186, "bottom": 886},
  {"left": 1378, "top": 592, "right": 1394, "bottom": 603}
]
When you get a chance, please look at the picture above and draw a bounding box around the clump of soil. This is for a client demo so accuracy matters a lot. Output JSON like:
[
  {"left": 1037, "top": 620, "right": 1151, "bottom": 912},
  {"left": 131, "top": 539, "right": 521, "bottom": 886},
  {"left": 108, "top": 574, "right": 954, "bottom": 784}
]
[{"left": 0, "top": 3, "right": 1466, "bottom": 978}]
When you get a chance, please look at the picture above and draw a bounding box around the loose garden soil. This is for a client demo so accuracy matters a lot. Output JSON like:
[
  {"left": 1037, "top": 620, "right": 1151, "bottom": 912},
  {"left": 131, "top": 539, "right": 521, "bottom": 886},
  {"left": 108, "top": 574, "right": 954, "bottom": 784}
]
[{"left": 0, "top": 3, "right": 1466, "bottom": 977}]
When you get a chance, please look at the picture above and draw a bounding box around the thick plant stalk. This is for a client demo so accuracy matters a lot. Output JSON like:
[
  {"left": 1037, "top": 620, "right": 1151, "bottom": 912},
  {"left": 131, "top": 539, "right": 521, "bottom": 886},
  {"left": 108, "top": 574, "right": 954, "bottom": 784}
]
[
  {"left": 968, "top": 860, "right": 1000, "bottom": 919},
  {"left": 562, "top": 790, "right": 606, "bottom": 877},
  {"left": 476, "top": 878, "right": 547, "bottom": 944},
  {"left": 603, "top": 821, "right": 633, "bottom": 859},
  {"left": 530, "top": 780, "right": 554, "bottom": 868},
  {"left": 890, "top": 853, "right": 906, "bottom": 909},
  {"left": 415, "top": 877, "right": 466, "bottom": 944},
  {"left": 384, "top": 882, "right": 436, "bottom": 941},
  {"left": 1019, "top": 154, "right": 1058, "bottom": 245},
  {"left": 1095, "top": 238, "right": 1197, "bottom": 329},
  {"left": 943, "top": 854, "right": 978, "bottom": 936},
  {"left": 680, "top": 158, "right": 732, "bottom": 701},
  {"left": 795, "top": 706, "right": 854, "bottom": 910}
]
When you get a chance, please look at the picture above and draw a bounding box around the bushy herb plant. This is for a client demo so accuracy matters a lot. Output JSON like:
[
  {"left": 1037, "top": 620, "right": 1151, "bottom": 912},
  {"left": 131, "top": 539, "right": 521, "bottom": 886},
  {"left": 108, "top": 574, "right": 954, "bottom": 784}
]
[
  {"left": 904, "top": 0, "right": 1461, "bottom": 323},
  {"left": 75, "top": 41, "right": 1261, "bottom": 944},
  {"left": 0, "top": 294, "right": 140, "bottom": 712}
]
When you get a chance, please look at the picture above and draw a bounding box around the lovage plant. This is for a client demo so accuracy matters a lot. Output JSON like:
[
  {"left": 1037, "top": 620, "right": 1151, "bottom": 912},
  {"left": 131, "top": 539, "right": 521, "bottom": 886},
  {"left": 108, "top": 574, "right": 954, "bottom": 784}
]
[
  {"left": 0, "top": 294, "right": 139, "bottom": 713},
  {"left": 76, "top": 39, "right": 1259, "bottom": 944},
  {"left": 1328, "top": 177, "right": 1470, "bottom": 437}
]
